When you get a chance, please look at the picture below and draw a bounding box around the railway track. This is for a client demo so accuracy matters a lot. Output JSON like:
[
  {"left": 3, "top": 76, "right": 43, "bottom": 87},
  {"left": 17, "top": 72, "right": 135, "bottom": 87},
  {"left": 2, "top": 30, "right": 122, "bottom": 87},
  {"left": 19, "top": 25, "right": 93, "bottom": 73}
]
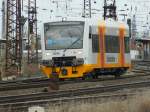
[
  {"left": 0, "top": 77, "right": 51, "bottom": 91},
  {"left": 0, "top": 70, "right": 149, "bottom": 92},
  {"left": 0, "top": 80, "right": 150, "bottom": 106},
  {"left": 132, "top": 61, "right": 150, "bottom": 74},
  {"left": 0, "top": 60, "right": 149, "bottom": 109},
  {"left": 0, "top": 93, "right": 135, "bottom": 111},
  {"left": 0, "top": 65, "right": 149, "bottom": 92},
  {"left": 132, "top": 60, "right": 150, "bottom": 69},
  {"left": 0, "top": 93, "right": 135, "bottom": 112},
  {"left": 0, "top": 60, "right": 148, "bottom": 92}
]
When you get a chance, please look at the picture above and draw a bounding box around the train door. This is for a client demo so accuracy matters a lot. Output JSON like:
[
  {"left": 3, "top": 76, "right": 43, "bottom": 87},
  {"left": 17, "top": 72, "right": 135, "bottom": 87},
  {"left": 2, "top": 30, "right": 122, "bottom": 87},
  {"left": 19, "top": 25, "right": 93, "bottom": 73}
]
[
  {"left": 119, "top": 27, "right": 125, "bottom": 67},
  {"left": 124, "top": 36, "right": 131, "bottom": 67},
  {"left": 102, "top": 25, "right": 120, "bottom": 68},
  {"left": 119, "top": 26, "right": 131, "bottom": 68}
]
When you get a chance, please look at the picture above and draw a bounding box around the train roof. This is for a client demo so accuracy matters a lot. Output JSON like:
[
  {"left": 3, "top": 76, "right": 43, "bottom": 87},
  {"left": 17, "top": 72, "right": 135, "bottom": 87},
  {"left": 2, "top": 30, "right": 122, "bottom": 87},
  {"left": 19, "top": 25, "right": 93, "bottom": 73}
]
[
  {"left": 88, "top": 19, "right": 129, "bottom": 29},
  {"left": 44, "top": 18, "right": 129, "bottom": 29}
]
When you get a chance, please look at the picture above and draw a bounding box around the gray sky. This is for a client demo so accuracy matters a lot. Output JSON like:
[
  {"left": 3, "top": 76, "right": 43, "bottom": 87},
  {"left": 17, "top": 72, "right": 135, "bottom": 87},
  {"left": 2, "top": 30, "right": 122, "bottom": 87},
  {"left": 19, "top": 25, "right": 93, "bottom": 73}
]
[{"left": 0, "top": 0, "right": 150, "bottom": 37}]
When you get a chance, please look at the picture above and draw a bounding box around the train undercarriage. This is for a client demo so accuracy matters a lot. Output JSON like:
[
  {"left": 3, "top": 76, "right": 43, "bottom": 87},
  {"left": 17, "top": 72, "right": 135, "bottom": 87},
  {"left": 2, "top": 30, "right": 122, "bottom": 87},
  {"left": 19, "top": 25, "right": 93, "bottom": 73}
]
[{"left": 41, "top": 59, "right": 129, "bottom": 80}]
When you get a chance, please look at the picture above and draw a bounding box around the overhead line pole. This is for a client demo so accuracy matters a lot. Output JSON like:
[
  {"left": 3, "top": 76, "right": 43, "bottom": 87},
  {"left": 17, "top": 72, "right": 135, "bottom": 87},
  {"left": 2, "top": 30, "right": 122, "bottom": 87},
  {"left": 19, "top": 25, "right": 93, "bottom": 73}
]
[
  {"left": 83, "top": 0, "right": 91, "bottom": 18},
  {"left": 5, "top": 0, "right": 22, "bottom": 76},
  {"left": 28, "top": 0, "right": 38, "bottom": 64},
  {"left": 103, "top": 0, "right": 117, "bottom": 20}
]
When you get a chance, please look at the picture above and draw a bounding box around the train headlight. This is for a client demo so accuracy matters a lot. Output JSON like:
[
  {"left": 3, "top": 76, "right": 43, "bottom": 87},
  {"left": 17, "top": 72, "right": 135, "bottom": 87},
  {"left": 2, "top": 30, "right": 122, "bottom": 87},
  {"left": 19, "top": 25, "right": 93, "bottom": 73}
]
[
  {"left": 77, "top": 51, "right": 82, "bottom": 55},
  {"left": 46, "top": 53, "right": 51, "bottom": 56}
]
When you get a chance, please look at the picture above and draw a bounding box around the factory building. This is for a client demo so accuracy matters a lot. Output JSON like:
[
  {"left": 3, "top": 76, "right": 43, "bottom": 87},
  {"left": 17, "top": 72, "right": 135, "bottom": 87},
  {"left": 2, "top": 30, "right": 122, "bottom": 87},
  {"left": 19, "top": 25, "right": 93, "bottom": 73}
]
[
  {"left": 136, "top": 38, "right": 150, "bottom": 60},
  {"left": 1, "top": 0, "right": 6, "bottom": 39}
]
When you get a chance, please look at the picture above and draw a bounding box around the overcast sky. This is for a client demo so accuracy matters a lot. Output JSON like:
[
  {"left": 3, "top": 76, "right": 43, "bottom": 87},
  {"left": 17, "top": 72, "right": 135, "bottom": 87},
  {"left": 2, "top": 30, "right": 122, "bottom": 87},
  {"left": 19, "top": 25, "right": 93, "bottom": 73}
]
[{"left": 0, "top": 0, "right": 150, "bottom": 38}]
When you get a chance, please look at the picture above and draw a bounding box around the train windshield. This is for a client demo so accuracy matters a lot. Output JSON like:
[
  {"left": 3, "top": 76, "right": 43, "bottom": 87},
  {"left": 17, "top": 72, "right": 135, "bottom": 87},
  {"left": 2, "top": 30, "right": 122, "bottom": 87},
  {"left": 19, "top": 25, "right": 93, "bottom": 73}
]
[{"left": 44, "top": 21, "right": 84, "bottom": 50}]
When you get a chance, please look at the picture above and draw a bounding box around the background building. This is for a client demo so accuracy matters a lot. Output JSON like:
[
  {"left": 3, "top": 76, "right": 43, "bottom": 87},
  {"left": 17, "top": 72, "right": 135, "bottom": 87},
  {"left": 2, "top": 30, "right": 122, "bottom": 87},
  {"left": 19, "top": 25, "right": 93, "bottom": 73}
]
[{"left": 0, "top": 39, "right": 6, "bottom": 80}]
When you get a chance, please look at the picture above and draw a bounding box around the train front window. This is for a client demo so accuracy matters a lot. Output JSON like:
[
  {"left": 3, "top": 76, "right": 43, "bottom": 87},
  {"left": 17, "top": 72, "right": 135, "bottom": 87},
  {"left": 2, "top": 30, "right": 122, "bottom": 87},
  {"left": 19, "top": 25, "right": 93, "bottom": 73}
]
[
  {"left": 105, "top": 36, "right": 120, "bottom": 53},
  {"left": 44, "top": 22, "right": 84, "bottom": 50}
]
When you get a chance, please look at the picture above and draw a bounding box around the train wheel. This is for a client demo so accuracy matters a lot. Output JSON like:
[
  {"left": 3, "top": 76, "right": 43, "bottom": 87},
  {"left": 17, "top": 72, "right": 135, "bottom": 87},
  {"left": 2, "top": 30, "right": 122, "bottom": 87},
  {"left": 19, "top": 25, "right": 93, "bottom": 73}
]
[
  {"left": 92, "top": 72, "right": 98, "bottom": 79},
  {"left": 114, "top": 69, "right": 125, "bottom": 79},
  {"left": 114, "top": 74, "right": 121, "bottom": 79},
  {"left": 83, "top": 72, "right": 94, "bottom": 80},
  {"left": 59, "top": 78, "right": 65, "bottom": 81}
]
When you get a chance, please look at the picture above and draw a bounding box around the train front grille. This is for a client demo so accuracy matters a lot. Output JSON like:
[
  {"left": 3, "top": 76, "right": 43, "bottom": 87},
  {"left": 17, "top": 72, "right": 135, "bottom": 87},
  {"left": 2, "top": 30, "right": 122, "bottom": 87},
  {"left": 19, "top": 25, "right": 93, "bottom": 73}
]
[{"left": 52, "top": 56, "right": 76, "bottom": 67}]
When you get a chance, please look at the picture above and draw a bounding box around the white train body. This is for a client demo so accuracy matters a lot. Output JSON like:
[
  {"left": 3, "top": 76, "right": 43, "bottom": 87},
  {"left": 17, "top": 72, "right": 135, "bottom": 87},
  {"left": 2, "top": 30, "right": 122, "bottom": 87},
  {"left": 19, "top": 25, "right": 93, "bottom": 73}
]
[{"left": 40, "top": 19, "right": 131, "bottom": 79}]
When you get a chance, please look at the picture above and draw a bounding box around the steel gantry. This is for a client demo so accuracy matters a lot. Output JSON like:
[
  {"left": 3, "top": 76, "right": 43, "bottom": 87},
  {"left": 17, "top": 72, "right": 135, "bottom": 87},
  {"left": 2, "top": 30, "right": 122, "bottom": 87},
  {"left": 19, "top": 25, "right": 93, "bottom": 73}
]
[
  {"left": 5, "top": 0, "right": 22, "bottom": 76},
  {"left": 83, "top": 0, "right": 91, "bottom": 18},
  {"left": 103, "top": 0, "right": 117, "bottom": 20},
  {"left": 27, "top": 0, "right": 38, "bottom": 64}
]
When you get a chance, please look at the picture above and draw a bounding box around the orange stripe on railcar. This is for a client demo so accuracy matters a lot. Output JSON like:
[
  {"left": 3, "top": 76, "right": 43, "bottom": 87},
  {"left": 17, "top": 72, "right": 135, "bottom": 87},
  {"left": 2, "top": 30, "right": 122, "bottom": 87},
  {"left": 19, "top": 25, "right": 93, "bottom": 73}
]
[
  {"left": 99, "top": 22, "right": 105, "bottom": 68},
  {"left": 119, "top": 24, "right": 125, "bottom": 67}
]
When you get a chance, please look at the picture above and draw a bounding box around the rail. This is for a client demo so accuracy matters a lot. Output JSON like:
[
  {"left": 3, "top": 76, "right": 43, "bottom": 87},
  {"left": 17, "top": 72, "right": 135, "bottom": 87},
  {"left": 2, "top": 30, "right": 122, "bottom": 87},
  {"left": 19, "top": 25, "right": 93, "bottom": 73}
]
[{"left": 0, "top": 80, "right": 150, "bottom": 106}]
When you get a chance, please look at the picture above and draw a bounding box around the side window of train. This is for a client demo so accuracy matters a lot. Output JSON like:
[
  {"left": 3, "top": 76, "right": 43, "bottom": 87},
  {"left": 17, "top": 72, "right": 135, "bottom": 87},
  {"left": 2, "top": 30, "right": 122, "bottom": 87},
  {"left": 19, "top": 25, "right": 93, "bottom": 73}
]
[
  {"left": 92, "top": 34, "right": 100, "bottom": 53},
  {"left": 105, "top": 36, "right": 120, "bottom": 53},
  {"left": 125, "top": 37, "right": 130, "bottom": 53}
]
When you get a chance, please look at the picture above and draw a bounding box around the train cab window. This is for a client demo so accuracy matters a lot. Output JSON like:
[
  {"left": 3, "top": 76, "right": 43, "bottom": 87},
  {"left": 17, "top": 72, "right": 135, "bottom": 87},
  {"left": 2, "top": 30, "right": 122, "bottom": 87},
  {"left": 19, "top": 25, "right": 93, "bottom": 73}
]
[
  {"left": 124, "top": 37, "right": 130, "bottom": 53},
  {"left": 92, "top": 34, "right": 100, "bottom": 53},
  {"left": 105, "top": 36, "right": 120, "bottom": 53}
]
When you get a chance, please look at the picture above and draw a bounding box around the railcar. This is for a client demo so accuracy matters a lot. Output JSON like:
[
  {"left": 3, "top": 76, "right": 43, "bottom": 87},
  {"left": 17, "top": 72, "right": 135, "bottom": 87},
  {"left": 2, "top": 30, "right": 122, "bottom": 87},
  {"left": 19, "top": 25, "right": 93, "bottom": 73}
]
[{"left": 40, "top": 19, "right": 131, "bottom": 79}]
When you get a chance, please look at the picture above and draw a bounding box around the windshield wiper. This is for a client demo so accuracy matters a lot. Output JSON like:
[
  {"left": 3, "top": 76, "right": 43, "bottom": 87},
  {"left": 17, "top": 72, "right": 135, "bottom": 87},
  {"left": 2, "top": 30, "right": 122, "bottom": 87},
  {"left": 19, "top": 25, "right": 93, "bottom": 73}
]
[{"left": 63, "top": 37, "right": 82, "bottom": 55}]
